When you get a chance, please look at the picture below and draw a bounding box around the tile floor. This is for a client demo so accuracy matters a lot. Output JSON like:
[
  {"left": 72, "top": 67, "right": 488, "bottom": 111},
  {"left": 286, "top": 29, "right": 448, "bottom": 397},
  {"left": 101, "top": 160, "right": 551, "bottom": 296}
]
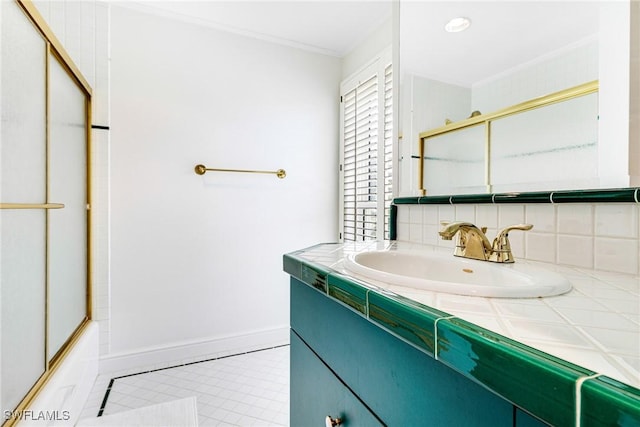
[{"left": 80, "top": 345, "right": 289, "bottom": 426}]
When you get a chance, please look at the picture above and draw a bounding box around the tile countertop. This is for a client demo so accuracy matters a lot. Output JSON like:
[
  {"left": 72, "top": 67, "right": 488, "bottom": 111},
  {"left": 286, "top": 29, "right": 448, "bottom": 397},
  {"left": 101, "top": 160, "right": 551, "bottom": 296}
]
[{"left": 284, "top": 241, "right": 640, "bottom": 425}]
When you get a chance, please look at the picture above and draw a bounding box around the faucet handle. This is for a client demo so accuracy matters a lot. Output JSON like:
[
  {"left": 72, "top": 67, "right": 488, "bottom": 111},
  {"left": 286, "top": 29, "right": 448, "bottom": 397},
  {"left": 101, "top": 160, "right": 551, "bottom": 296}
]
[
  {"left": 490, "top": 224, "right": 533, "bottom": 263},
  {"left": 497, "top": 223, "right": 533, "bottom": 237},
  {"left": 440, "top": 221, "right": 488, "bottom": 235}
]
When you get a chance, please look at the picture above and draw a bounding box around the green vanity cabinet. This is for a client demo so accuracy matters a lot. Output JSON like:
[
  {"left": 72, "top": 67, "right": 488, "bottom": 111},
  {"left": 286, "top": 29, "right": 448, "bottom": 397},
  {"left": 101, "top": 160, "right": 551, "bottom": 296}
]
[{"left": 290, "top": 277, "right": 548, "bottom": 426}]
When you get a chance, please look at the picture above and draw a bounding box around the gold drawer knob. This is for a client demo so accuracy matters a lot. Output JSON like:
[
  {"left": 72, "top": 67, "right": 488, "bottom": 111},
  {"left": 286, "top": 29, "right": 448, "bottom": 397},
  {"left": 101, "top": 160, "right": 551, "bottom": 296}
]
[{"left": 325, "top": 415, "right": 343, "bottom": 426}]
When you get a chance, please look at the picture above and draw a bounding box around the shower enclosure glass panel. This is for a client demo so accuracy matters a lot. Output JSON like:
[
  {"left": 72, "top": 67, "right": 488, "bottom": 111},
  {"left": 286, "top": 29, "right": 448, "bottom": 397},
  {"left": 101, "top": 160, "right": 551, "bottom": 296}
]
[
  {"left": 0, "top": 213, "right": 47, "bottom": 415},
  {"left": 0, "top": 0, "right": 47, "bottom": 201},
  {"left": 47, "top": 55, "right": 88, "bottom": 362},
  {"left": 0, "top": 0, "right": 48, "bottom": 413},
  {"left": 422, "top": 125, "right": 485, "bottom": 195},
  {"left": 490, "top": 93, "right": 599, "bottom": 192}
]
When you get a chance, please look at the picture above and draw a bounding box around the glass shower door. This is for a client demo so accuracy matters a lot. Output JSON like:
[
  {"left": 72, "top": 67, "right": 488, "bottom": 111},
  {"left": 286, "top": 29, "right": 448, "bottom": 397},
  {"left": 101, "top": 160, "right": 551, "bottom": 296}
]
[
  {"left": 47, "top": 54, "right": 89, "bottom": 362},
  {"left": 0, "top": 0, "right": 48, "bottom": 413},
  {"left": 1, "top": 0, "right": 91, "bottom": 418}
]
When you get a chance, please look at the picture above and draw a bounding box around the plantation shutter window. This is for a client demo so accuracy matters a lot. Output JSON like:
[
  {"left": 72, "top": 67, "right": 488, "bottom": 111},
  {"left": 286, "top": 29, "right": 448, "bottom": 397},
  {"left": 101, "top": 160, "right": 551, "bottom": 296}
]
[{"left": 340, "top": 51, "right": 393, "bottom": 242}]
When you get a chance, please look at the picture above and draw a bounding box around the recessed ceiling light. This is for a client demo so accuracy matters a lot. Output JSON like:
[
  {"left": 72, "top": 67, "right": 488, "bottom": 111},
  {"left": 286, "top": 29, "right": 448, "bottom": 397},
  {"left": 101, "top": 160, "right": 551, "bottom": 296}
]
[{"left": 445, "top": 17, "right": 471, "bottom": 33}]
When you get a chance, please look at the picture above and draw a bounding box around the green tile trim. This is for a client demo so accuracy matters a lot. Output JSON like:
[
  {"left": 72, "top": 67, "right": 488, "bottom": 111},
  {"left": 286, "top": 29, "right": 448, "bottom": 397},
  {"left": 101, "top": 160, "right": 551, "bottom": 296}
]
[
  {"left": 392, "top": 187, "right": 640, "bottom": 205},
  {"left": 327, "top": 273, "right": 368, "bottom": 315},
  {"left": 552, "top": 187, "right": 638, "bottom": 203},
  {"left": 389, "top": 204, "right": 397, "bottom": 240},
  {"left": 450, "top": 194, "right": 495, "bottom": 204},
  {"left": 436, "top": 317, "right": 594, "bottom": 427},
  {"left": 368, "top": 291, "right": 448, "bottom": 356},
  {"left": 418, "top": 195, "right": 453, "bottom": 204},
  {"left": 283, "top": 244, "right": 337, "bottom": 278},
  {"left": 283, "top": 253, "right": 302, "bottom": 278},
  {"left": 393, "top": 197, "right": 423, "bottom": 204},
  {"left": 493, "top": 192, "right": 554, "bottom": 204},
  {"left": 300, "top": 264, "right": 328, "bottom": 293},
  {"left": 283, "top": 253, "right": 330, "bottom": 293},
  {"left": 581, "top": 376, "right": 640, "bottom": 427},
  {"left": 396, "top": 196, "right": 453, "bottom": 204}
]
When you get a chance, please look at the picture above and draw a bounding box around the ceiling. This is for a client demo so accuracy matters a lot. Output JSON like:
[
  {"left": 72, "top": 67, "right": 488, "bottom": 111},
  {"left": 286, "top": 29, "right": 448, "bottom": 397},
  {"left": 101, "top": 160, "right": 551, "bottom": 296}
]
[
  {"left": 122, "top": 1, "right": 394, "bottom": 57},
  {"left": 401, "top": 1, "right": 602, "bottom": 87},
  {"left": 121, "top": 1, "right": 607, "bottom": 86}
]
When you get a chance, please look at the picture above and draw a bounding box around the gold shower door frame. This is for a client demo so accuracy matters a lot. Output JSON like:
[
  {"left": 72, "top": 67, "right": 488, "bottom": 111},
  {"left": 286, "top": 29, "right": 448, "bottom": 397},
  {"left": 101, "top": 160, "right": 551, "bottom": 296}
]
[
  {"left": 417, "top": 80, "right": 599, "bottom": 195},
  {"left": 0, "top": 1, "right": 93, "bottom": 424}
]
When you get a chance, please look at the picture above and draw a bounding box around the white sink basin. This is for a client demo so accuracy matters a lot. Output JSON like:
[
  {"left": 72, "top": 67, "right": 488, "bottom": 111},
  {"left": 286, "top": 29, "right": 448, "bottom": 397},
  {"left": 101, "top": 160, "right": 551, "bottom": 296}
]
[{"left": 344, "top": 250, "right": 572, "bottom": 298}]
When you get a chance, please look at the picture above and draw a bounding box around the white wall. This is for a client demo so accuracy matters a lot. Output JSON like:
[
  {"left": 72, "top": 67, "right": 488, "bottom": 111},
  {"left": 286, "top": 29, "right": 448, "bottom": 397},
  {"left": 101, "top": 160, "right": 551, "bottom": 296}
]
[
  {"left": 631, "top": 1, "right": 640, "bottom": 186},
  {"left": 399, "top": 76, "right": 471, "bottom": 196},
  {"left": 341, "top": 16, "right": 392, "bottom": 80},
  {"left": 107, "top": 6, "right": 340, "bottom": 362},
  {"left": 471, "top": 39, "right": 598, "bottom": 111},
  {"left": 598, "top": 0, "right": 632, "bottom": 188}
]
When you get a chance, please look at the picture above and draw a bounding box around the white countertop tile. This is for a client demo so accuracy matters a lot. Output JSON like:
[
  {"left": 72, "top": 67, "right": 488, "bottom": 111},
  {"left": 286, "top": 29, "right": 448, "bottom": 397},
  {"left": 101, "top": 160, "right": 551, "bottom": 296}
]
[{"left": 297, "top": 241, "right": 640, "bottom": 389}]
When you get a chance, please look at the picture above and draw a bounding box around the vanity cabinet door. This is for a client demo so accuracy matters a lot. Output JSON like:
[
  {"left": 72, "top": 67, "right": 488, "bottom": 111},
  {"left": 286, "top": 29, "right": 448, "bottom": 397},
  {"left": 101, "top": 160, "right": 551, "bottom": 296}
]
[{"left": 290, "top": 331, "right": 384, "bottom": 427}]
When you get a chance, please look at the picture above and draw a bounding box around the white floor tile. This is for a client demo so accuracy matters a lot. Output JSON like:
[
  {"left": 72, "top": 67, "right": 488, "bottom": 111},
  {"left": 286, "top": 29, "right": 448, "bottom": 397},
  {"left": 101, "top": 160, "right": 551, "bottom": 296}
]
[{"left": 81, "top": 346, "right": 289, "bottom": 426}]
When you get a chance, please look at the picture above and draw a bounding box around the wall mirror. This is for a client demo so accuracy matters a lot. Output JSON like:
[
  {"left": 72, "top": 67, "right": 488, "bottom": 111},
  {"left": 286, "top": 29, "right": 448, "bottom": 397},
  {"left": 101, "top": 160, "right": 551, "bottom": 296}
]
[{"left": 398, "top": 1, "right": 637, "bottom": 196}]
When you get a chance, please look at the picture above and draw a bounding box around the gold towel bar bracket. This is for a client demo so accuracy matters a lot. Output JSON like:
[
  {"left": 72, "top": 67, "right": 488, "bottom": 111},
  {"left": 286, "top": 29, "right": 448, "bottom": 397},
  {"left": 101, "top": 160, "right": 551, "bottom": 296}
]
[{"left": 194, "top": 164, "right": 286, "bottom": 179}]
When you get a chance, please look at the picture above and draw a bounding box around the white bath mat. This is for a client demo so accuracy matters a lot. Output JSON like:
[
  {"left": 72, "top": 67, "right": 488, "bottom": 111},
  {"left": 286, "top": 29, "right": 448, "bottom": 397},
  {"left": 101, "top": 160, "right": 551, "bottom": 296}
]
[{"left": 76, "top": 396, "right": 198, "bottom": 426}]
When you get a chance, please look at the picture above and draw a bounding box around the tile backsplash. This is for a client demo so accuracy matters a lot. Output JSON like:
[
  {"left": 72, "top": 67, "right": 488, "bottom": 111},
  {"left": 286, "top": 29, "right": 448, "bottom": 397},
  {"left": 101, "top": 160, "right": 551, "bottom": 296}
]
[{"left": 396, "top": 202, "right": 640, "bottom": 276}]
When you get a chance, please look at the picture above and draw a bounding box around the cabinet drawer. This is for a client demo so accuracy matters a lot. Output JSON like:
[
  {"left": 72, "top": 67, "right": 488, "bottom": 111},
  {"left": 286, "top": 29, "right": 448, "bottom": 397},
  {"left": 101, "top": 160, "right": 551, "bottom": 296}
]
[{"left": 290, "top": 330, "right": 384, "bottom": 427}]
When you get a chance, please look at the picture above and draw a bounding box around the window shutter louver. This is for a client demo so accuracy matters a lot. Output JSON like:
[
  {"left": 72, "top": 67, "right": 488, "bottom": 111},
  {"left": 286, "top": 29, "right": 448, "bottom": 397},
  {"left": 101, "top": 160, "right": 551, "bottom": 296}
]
[
  {"left": 383, "top": 64, "right": 393, "bottom": 239},
  {"left": 340, "top": 54, "right": 392, "bottom": 242},
  {"left": 342, "top": 89, "right": 357, "bottom": 240}
]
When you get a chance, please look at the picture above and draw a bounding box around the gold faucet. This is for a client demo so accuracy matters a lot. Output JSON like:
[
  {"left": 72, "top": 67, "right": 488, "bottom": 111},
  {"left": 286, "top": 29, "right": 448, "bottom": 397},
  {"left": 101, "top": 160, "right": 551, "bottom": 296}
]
[{"left": 439, "top": 221, "right": 533, "bottom": 263}]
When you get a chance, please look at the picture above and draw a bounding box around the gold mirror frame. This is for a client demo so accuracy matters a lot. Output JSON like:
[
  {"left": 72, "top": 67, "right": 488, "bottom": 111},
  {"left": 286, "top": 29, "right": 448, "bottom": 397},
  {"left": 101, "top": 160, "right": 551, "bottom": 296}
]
[{"left": 418, "top": 80, "right": 599, "bottom": 196}]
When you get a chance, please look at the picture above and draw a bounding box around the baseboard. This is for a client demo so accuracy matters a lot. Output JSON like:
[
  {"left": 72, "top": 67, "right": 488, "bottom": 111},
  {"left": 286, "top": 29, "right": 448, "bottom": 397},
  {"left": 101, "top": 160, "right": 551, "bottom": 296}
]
[{"left": 98, "top": 326, "right": 289, "bottom": 375}]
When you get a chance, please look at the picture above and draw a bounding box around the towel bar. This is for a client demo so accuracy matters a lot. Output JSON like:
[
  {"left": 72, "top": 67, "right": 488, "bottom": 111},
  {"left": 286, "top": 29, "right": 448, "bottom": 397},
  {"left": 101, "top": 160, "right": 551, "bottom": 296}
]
[
  {"left": 0, "top": 203, "right": 65, "bottom": 209},
  {"left": 194, "top": 164, "right": 286, "bottom": 179}
]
